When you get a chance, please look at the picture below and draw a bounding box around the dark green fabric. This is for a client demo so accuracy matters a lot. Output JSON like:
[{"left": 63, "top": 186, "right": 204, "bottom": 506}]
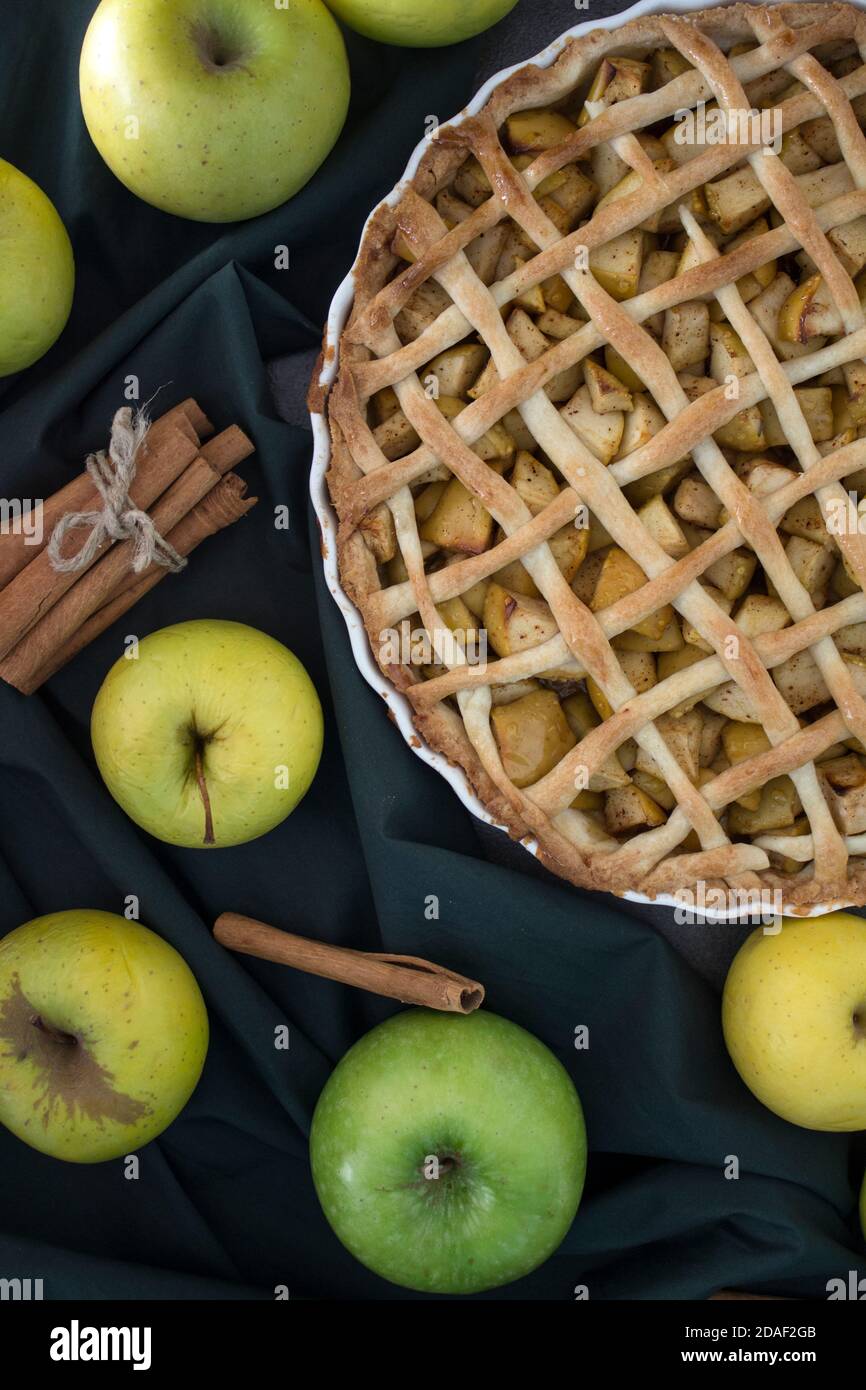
[{"left": 0, "top": 0, "right": 864, "bottom": 1301}]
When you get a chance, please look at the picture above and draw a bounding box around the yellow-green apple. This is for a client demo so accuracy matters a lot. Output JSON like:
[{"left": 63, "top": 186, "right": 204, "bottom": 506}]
[
  {"left": 79, "top": 0, "right": 350, "bottom": 222},
  {"left": 0, "top": 910, "right": 208, "bottom": 1163},
  {"left": 723, "top": 911, "right": 866, "bottom": 1131},
  {"left": 0, "top": 160, "right": 74, "bottom": 377},
  {"left": 310, "top": 1008, "right": 586, "bottom": 1294},
  {"left": 91, "top": 619, "right": 323, "bottom": 848},
  {"left": 324, "top": 0, "right": 519, "bottom": 46}
]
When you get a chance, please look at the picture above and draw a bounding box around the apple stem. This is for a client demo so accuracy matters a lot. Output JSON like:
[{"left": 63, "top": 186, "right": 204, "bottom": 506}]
[
  {"left": 413, "top": 1151, "right": 462, "bottom": 1189},
  {"left": 195, "top": 743, "right": 216, "bottom": 845},
  {"left": 31, "top": 1015, "right": 77, "bottom": 1047}
]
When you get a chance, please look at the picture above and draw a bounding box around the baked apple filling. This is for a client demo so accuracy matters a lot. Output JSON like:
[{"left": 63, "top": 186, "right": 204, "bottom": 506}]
[{"left": 328, "top": 4, "right": 866, "bottom": 902}]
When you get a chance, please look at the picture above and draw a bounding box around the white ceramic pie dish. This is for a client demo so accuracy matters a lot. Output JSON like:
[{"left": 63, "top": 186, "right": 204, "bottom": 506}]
[{"left": 309, "top": 0, "right": 847, "bottom": 921}]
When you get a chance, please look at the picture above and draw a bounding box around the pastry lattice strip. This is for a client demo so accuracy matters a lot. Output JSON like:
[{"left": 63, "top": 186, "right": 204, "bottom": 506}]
[
  {"left": 363, "top": 227, "right": 752, "bottom": 870},
  {"left": 441, "top": 103, "right": 848, "bottom": 879},
  {"left": 333, "top": 5, "right": 866, "bottom": 888},
  {"left": 526, "top": 13, "right": 866, "bottom": 878},
  {"left": 339, "top": 13, "right": 866, "bottom": 878},
  {"left": 351, "top": 18, "right": 866, "bottom": 357}
]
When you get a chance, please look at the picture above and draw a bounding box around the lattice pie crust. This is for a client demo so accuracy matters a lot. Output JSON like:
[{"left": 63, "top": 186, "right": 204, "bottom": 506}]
[{"left": 319, "top": 3, "right": 866, "bottom": 910}]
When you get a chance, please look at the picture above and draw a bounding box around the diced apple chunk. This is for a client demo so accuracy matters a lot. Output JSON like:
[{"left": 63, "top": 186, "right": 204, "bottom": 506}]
[
  {"left": 651, "top": 48, "right": 693, "bottom": 87},
  {"left": 638, "top": 495, "right": 689, "bottom": 558},
  {"left": 549, "top": 523, "right": 589, "bottom": 584},
  {"left": 750, "top": 273, "right": 824, "bottom": 361},
  {"left": 373, "top": 408, "right": 420, "bottom": 461},
  {"left": 467, "top": 223, "right": 508, "bottom": 285},
  {"left": 577, "top": 56, "right": 650, "bottom": 127},
  {"left": 506, "top": 307, "right": 548, "bottom": 363},
  {"left": 780, "top": 495, "right": 833, "bottom": 549},
  {"left": 538, "top": 165, "right": 597, "bottom": 222},
  {"left": 589, "top": 229, "right": 643, "bottom": 301},
  {"left": 777, "top": 274, "right": 843, "bottom": 343},
  {"left": 615, "top": 392, "right": 665, "bottom": 466},
  {"left": 419, "top": 478, "right": 493, "bottom": 553},
  {"left": 483, "top": 583, "right": 559, "bottom": 657},
  {"left": 613, "top": 617, "right": 684, "bottom": 653},
  {"left": 828, "top": 217, "right": 866, "bottom": 276},
  {"left": 605, "top": 345, "right": 645, "bottom": 394},
  {"left": 454, "top": 156, "right": 491, "bottom": 207},
  {"left": 537, "top": 309, "right": 583, "bottom": 340},
  {"left": 662, "top": 301, "right": 710, "bottom": 372},
  {"left": 824, "top": 781, "right": 866, "bottom": 835},
  {"left": 728, "top": 776, "right": 801, "bottom": 834},
  {"left": 782, "top": 535, "right": 835, "bottom": 604},
  {"left": 673, "top": 474, "right": 722, "bottom": 530},
  {"left": 595, "top": 160, "right": 675, "bottom": 234},
  {"left": 491, "top": 689, "right": 576, "bottom": 788},
  {"left": 703, "top": 549, "right": 757, "bottom": 601},
  {"left": 371, "top": 386, "right": 400, "bottom": 423},
  {"left": 424, "top": 343, "right": 488, "bottom": 398},
  {"left": 705, "top": 166, "right": 771, "bottom": 235},
  {"left": 796, "top": 161, "right": 854, "bottom": 210},
  {"left": 505, "top": 109, "right": 576, "bottom": 154},
  {"left": 715, "top": 404, "right": 767, "bottom": 452},
  {"left": 604, "top": 783, "right": 666, "bottom": 833},
  {"left": 561, "top": 385, "right": 624, "bottom": 463},
  {"left": 590, "top": 547, "right": 673, "bottom": 640},
  {"left": 709, "top": 322, "right": 755, "bottom": 383},
  {"left": 395, "top": 280, "right": 451, "bottom": 341},
  {"left": 733, "top": 593, "right": 791, "bottom": 639},
  {"left": 760, "top": 389, "right": 833, "bottom": 445},
  {"left": 721, "top": 721, "right": 771, "bottom": 810},
  {"left": 510, "top": 451, "right": 559, "bottom": 515},
  {"left": 584, "top": 358, "right": 633, "bottom": 414},
  {"left": 772, "top": 649, "right": 829, "bottom": 712}
]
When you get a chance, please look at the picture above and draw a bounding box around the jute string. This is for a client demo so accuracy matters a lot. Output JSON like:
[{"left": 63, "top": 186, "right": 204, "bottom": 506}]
[{"left": 47, "top": 407, "right": 187, "bottom": 575}]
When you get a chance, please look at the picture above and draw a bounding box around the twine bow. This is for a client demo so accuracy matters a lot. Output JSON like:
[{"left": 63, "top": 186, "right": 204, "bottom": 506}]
[{"left": 47, "top": 407, "right": 187, "bottom": 576}]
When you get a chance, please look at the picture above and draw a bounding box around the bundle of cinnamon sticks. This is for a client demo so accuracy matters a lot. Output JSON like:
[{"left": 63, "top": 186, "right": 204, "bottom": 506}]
[{"left": 0, "top": 399, "right": 257, "bottom": 695}]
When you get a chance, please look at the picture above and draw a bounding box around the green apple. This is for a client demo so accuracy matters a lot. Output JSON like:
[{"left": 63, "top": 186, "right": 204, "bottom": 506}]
[
  {"left": 79, "top": 0, "right": 350, "bottom": 222},
  {"left": 723, "top": 911, "right": 866, "bottom": 1131},
  {"left": 310, "top": 1008, "right": 586, "bottom": 1294},
  {"left": 0, "top": 910, "right": 208, "bottom": 1163},
  {"left": 92, "top": 619, "right": 323, "bottom": 849},
  {"left": 324, "top": 0, "right": 519, "bottom": 46},
  {"left": 0, "top": 160, "right": 74, "bottom": 377}
]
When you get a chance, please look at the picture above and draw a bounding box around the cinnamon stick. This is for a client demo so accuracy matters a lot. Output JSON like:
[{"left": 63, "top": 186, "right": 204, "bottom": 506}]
[
  {"left": 0, "top": 399, "right": 211, "bottom": 589},
  {"left": 200, "top": 424, "right": 254, "bottom": 474},
  {"left": 0, "top": 455, "right": 225, "bottom": 692},
  {"left": 23, "top": 475, "right": 257, "bottom": 691},
  {"left": 213, "top": 912, "right": 486, "bottom": 1014},
  {"left": 0, "top": 425, "right": 200, "bottom": 660},
  {"left": 141, "top": 398, "right": 213, "bottom": 447},
  {"left": 79, "top": 427, "right": 254, "bottom": 613},
  {"left": 169, "top": 398, "right": 213, "bottom": 441}
]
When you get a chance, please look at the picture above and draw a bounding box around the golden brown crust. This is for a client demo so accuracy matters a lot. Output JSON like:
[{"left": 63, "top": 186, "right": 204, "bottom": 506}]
[{"left": 319, "top": 3, "right": 866, "bottom": 910}]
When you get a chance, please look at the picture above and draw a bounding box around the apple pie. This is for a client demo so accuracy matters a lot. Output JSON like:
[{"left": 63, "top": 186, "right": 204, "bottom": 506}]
[{"left": 319, "top": 2, "right": 866, "bottom": 909}]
